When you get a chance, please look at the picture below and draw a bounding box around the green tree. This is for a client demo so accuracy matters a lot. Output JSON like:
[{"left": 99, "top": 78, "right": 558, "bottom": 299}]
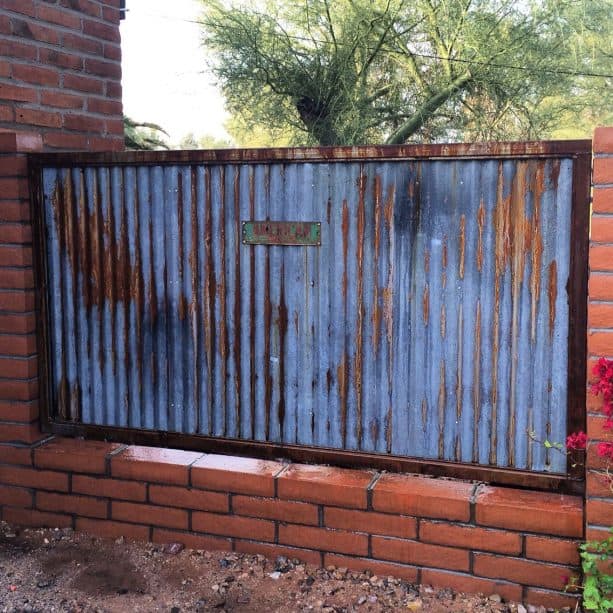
[
  {"left": 199, "top": 0, "right": 612, "bottom": 145},
  {"left": 123, "top": 116, "right": 169, "bottom": 150},
  {"left": 178, "top": 132, "right": 235, "bottom": 149}
]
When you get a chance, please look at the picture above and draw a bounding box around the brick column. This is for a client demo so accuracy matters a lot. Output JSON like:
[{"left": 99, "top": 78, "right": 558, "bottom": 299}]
[
  {"left": 586, "top": 126, "right": 613, "bottom": 539},
  {"left": 0, "top": 131, "right": 47, "bottom": 466}
]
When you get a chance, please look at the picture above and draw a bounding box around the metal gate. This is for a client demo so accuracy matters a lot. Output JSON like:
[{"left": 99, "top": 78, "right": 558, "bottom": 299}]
[{"left": 31, "top": 142, "right": 590, "bottom": 488}]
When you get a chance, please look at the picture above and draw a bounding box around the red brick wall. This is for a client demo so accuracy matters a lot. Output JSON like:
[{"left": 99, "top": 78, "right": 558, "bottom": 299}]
[
  {"left": 586, "top": 127, "right": 613, "bottom": 540},
  {"left": 0, "top": 438, "right": 583, "bottom": 609},
  {"left": 0, "top": 0, "right": 123, "bottom": 151}
]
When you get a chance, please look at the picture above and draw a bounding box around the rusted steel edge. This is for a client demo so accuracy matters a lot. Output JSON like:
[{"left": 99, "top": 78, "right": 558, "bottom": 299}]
[
  {"left": 41, "top": 421, "right": 584, "bottom": 495},
  {"left": 27, "top": 140, "right": 592, "bottom": 168},
  {"left": 566, "top": 152, "right": 591, "bottom": 486}
]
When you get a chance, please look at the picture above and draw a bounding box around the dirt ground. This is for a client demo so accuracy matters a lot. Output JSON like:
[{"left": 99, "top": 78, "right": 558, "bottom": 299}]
[{"left": 0, "top": 521, "right": 574, "bottom": 613}]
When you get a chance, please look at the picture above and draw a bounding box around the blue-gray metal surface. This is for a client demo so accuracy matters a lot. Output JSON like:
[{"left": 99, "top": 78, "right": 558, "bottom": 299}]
[{"left": 40, "top": 157, "right": 574, "bottom": 473}]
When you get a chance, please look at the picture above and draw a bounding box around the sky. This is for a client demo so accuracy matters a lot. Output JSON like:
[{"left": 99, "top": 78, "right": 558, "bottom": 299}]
[{"left": 120, "top": 0, "right": 229, "bottom": 145}]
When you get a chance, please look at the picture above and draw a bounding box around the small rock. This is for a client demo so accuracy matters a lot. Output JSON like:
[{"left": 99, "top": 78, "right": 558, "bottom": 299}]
[
  {"left": 368, "top": 595, "right": 378, "bottom": 604},
  {"left": 36, "top": 580, "right": 51, "bottom": 589},
  {"left": 489, "top": 594, "right": 502, "bottom": 603},
  {"left": 170, "top": 608, "right": 180, "bottom": 613},
  {"left": 115, "top": 536, "right": 125, "bottom": 545},
  {"left": 357, "top": 596, "right": 367, "bottom": 605},
  {"left": 163, "top": 542, "right": 185, "bottom": 555},
  {"left": 406, "top": 600, "right": 423, "bottom": 611},
  {"left": 268, "top": 571, "right": 281, "bottom": 580}
]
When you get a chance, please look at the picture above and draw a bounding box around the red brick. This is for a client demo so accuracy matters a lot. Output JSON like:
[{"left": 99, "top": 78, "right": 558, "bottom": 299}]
[
  {"left": 3, "top": 507, "right": 71, "bottom": 528},
  {"left": 0, "top": 39, "right": 37, "bottom": 62},
  {"left": 589, "top": 302, "right": 613, "bottom": 328},
  {"left": 0, "top": 15, "right": 10, "bottom": 34},
  {"left": 475, "top": 485, "right": 583, "bottom": 537},
  {"left": 191, "top": 454, "right": 284, "bottom": 497},
  {"left": 594, "top": 157, "right": 613, "bottom": 185},
  {"left": 39, "top": 48, "right": 84, "bottom": 71},
  {"left": 84, "top": 58, "right": 121, "bottom": 80},
  {"left": 0, "top": 335, "right": 37, "bottom": 357},
  {"left": 87, "top": 97, "right": 123, "bottom": 116},
  {"left": 0, "top": 157, "right": 28, "bottom": 177},
  {"left": 72, "top": 475, "right": 146, "bottom": 502},
  {"left": 371, "top": 536, "right": 469, "bottom": 571},
  {"left": 0, "top": 0, "right": 36, "bottom": 18},
  {"left": 63, "top": 114, "right": 107, "bottom": 134},
  {"left": 421, "top": 569, "right": 522, "bottom": 602},
  {"left": 37, "top": 491, "right": 107, "bottom": 519},
  {"left": 102, "top": 5, "right": 121, "bottom": 23},
  {"left": 105, "top": 80, "right": 122, "bottom": 99},
  {"left": 61, "top": 32, "right": 103, "bottom": 56},
  {"left": 112, "top": 501, "right": 188, "bottom": 530},
  {"left": 587, "top": 440, "right": 613, "bottom": 470},
  {"left": 12, "top": 64, "right": 59, "bottom": 88},
  {"left": 36, "top": 4, "right": 82, "bottom": 29},
  {"left": 586, "top": 498, "right": 613, "bottom": 526},
  {"left": 103, "top": 43, "right": 121, "bottom": 62},
  {"left": 0, "top": 400, "right": 38, "bottom": 421},
  {"left": 0, "top": 377, "right": 38, "bottom": 400},
  {"left": 0, "top": 483, "right": 32, "bottom": 507},
  {"left": 10, "top": 17, "right": 60, "bottom": 45},
  {"left": 149, "top": 484, "right": 228, "bottom": 513},
  {"left": 586, "top": 526, "right": 612, "bottom": 542},
  {"left": 589, "top": 274, "right": 613, "bottom": 301},
  {"left": 0, "top": 444, "right": 32, "bottom": 465},
  {"left": 0, "top": 224, "right": 31, "bottom": 243},
  {"left": 43, "top": 132, "right": 90, "bottom": 150},
  {"left": 524, "top": 587, "right": 581, "bottom": 610},
  {"left": 473, "top": 553, "right": 578, "bottom": 590},
  {"left": 0, "top": 203, "right": 32, "bottom": 223},
  {"left": 591, "top": 245, "right": 613, "bottom": 273},
  {"left": 83, "top": 18, "right": 120, "bottom": 43},
  {"left": 0, "top": 356, "right": 37, "bottom": 378},
  {"left": 233, "top": 496, "right": 318, "bottom": 525},
  {"left": 88, "top": 135, "right": 123, "bottom": 151},
  {"left": 105, "top": 117, "right": 124, "bottom": 135},
  {"left": 0, "top": 177, "right": 29, "bottom": 199},
  {"left": 0, "top": 290, "right": 35, "bottom": 312},
  {"left": 35, "top": 438, "right": 120, "bottom": 474},
  {"left": 0, "top": 84, "right": 37, "bottom": 105},
  {"left": 595, "top": 128, "right": 613, "bottom": 154},
  {"left": 111, "top": 445, "right": 203, "bottom": 485},
  {"left": 593, "top": 187, "right": 613, "bottom": 213},
  {"left": 587, "top": 470, "right": 613, "bottom": 497},
  {"left": 372, "top": 474, "right": 472, "bottom": 521},
  {"left": 277, "top": 464, "right": 372, "bottom": 509},
  {"left": 0, "top": 105, "right": 14, "bottom": 121},
  {"left": 63, "top": 74, "right": 105, "bottom": 96},
  {"left": 0, "top": 268, "right": 35, "bottom": 290},
  {"left": 525, "top": 535, "right": 580, "bottom": 565},
  {"left": 325, "top": 554, "right": 419, "bottom": 583},
  {"left": 0, "top": 314, "right": 36, "bottom": 334},
  {"left": 592, "top": 217, "right": 613, "bottom": 244},
  {"left": 419, "top": 521, "right": 521, "bottom": 555},
  {"left": 589, "top": 330, "right": 613, "bottom": 355},
  {"left": 0, "top": 421, "right": 43, "bottom": 444},
  {"left": 152, "top": 528, "right": 231, "bottom": 553},
  {"left": 279, "top": 525, "right": 368, "bottom": 556},
  {"left": 235, "top": 541, "right": 321, "bottom": 566},
  {"left": 324, "top": 507, "right": 416, "bottom": 539},
  {"left": 587, "top": 414, "right": 613, "bottom": 442},
  {"left": 0, "top": 465, "right": 68, "bottom": 491},
  {"left": 58, "top": 0, "right": 102, "bottom": 18},
  {"left": 0, "top": 133, "right": 41, "bottom": 153},
  {"left": 192, "top": 511, "right": 275, "bottom": 542},
  {"left": 76, "top": 517, "right": 149, "bottom": 541}
]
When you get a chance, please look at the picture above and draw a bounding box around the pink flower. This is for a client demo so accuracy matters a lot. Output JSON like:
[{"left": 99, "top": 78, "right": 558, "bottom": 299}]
[
  {"left": 566, "top": 431, "right": 587, "bottom": 451},
  {"left": 596, "top": 442, "right": 613, "bottom": 461}
]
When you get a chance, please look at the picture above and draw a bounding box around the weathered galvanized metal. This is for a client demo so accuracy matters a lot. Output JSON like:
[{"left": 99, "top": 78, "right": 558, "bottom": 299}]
[
  {"left": 36, "top": 150, "right": 581, "bottom": 474},
  {"left": 242, "top": 221, "right": 321, "bottom": 246}
]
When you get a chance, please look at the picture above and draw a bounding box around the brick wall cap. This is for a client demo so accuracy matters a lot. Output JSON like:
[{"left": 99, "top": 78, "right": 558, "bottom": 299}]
[
  {"left": 0, "top": 131, "right": 43, "bottom": 152},
  {"left": 34, "top": 437, "right": 122, "bottom": 474},
  {"left": 112, "top": 445, "right": 203, "bottom": 467},
  {"left": 191, "top": 453, "right": 285, "bottom": 477},
  {"left": 277, "top": 463, "right": 374, "bottom": 508}
]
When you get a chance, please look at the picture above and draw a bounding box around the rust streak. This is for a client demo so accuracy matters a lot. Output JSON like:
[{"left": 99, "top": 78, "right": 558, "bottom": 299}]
[
  {"left": 233, "top": 166, "right": 241, "bottom": 433},
  {"left": 548, "top": 260, "right": 557, "bottom": 340},
  {"left": 530, "top": 163, "right": 545, "bottom": 343},
  {"left": 354, "top": 170, "right": 366, "bottom": 446},
  {"left": 476, "top": 199, "right": 485, "bottom": 272},
  {"left": 277, "top": 264, "right": 288, "bottom": 438},
  {"left": 337, "top": 354, "right": 348, "bottom": 448},
  {"left": 472, "top": 301, "right": 481, "bottom": 463},
  {"left": 438, "top": 361, "right": 445, "bottom": 458},
  {"left": 458, "top": 215, "right": 466, "bottom": 279},
  {"left": 422, "top": 284, "right": 429, "bottom": 324},
  {"left": 219, "top": 167, "right": 228, "bottom": 436},
  {"left": 341, "top": 199, "right": 349, "bottom": 298},
  {"left": 372, "top": 175, "right": 382, "bottom": 352},
  {"left": 205, "top": 168, "right": 215, "bottom": 435}
]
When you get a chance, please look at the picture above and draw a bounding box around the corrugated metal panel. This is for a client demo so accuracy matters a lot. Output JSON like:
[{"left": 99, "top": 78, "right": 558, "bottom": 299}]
[{"left": 41, "top": 157, "right": 574, "bottom": 473}]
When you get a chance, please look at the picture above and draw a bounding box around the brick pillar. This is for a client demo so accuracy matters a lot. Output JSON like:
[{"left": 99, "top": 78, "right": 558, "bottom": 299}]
[
  {"left": 586, "top": 126, "right": 613, "bottom": 539},
  {"left": 0, "top": 131, "right": 47, "bottom": 466}
]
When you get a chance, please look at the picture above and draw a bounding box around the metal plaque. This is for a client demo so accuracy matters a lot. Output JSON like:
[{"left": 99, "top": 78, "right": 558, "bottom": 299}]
[{"left": 242, "top": 221, "right": 321, "bottom": 246}]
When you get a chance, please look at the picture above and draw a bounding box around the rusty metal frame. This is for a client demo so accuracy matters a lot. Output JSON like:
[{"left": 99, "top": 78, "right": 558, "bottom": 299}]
[{"left": 29, "top": 140, "right": 591, "bottom": 495}]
